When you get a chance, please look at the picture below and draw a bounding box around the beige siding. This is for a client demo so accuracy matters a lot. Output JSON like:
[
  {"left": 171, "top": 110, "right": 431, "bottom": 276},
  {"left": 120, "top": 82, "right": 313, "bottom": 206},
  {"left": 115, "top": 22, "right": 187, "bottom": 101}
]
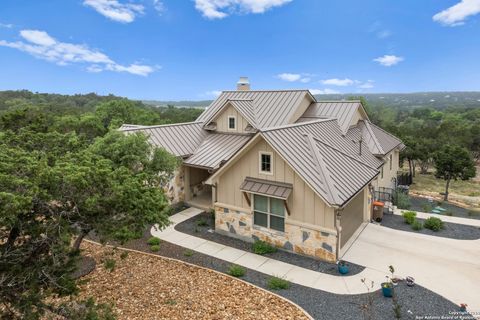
[
  {"left": 373, "top": 149, "right": 400, "bottom": 189},
  {"left": 214, "top": 137, "right": 335, "bottom": 230},
  {"left": 213, "top": 104, "right": 251, "bottom": 134}
]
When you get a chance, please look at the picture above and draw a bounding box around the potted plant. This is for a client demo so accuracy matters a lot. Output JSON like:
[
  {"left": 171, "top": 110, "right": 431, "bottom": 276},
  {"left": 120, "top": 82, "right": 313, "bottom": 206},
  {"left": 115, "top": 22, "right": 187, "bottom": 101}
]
[
  {"left": 459, "top": 303, "right": 468, "bottom": 312},
  {"left": 381, "top": 265, "right": 395, "bottom": 298},
  {"left": 406, "top": 276, "right": 415, "bottom": 287},
  {"left": 337, "top": 260, "right": 349, "bottom": 275}
]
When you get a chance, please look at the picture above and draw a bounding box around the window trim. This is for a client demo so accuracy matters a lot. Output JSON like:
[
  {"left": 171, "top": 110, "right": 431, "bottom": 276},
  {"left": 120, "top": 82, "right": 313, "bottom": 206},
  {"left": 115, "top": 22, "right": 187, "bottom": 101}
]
[
  {"left": 381, "top": 166, "right": 384, "bottom": 179},
  {"left": 227, "top": 116, "right": 236, "bottom": 130},
  {"left": 259, "top": 151, "right": 273, "bottom": 175},
  {"left": 389, "top": 154, "right": 393, "bottom": 171},
  {"left": 252, "top": 194, "right": 285, "bottom": 232}
]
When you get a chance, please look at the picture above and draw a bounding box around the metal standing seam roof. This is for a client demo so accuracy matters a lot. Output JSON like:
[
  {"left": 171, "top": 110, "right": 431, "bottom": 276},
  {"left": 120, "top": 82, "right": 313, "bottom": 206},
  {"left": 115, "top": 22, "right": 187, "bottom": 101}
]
[
  {"left": 183, "top": 133, "right": 251, "bottom": 169},
  {"left": 260, "top": 120, "right": 379, "bottom": 207},
  {"left": 197, "top": 90, "right": 311, "bottom": 129},
  {"left": 118, "top": 124, "right": 150, "bottom": 130},
  {"left": 356, "top": 120, "right": 385, "bottom": 155},
  {"left": 121, "top": 122, "right": 208, "bottom": 157},
  {"left": 299, "top": 101, "right": 366, "bottom": 134},
  {"left": 367, "top": 121, "right": 404, "bottom": 154},
  {"left": 240, "top": 177, "right": 293, "bottom": 199}
]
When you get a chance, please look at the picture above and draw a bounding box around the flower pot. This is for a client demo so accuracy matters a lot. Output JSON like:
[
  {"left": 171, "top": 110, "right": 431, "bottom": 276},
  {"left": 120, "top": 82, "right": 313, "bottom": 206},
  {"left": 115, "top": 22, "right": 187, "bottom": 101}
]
[
  {"left": 460, "top": 305, "right": 467, "bottom": 312},
  {"left": 406, "top": 276, "right": 415, "bottom": 287},
  {"left": 381, "top": 283, "right": 393, "bottom": 297},
  {"left": 337, "top": 262, "right": 349, "bottom": 275}
]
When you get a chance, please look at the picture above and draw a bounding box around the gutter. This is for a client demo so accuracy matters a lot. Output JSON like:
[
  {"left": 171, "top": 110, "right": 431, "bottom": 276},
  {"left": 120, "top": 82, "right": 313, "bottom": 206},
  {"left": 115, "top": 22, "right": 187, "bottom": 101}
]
[{"left": 333, "top": 206, "right": 342, "bottom": 262}]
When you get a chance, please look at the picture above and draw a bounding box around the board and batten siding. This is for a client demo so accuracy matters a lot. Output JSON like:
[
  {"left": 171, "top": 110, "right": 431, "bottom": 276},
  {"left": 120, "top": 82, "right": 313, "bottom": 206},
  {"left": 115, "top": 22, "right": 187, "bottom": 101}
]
[
  {"left": 373, "top": 149, "right": 400, "bottom": 189},
  {"left": 213, "top": 104, "right": 251, "bottom": 134},
  {"left": 215, "top": 137, "right": 335, "bottom": 230}
]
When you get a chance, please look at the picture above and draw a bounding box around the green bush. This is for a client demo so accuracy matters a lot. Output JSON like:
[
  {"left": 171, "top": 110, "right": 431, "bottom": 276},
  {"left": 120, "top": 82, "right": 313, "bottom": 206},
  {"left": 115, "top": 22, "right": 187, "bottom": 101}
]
[
  {"left": 196, "top": 217, "right": 208, "bottom": 227},
  {"left": 422, "top": 204, "right": 433, "bottom": 213},
  {"left": 411, "top": 220, "right": 423, "bottom": 231},
  {"left": 267, "top": 276, "right": 290, "bottom": 290},
  {"left": 228, "top": 265, "right": 246, "bottom": 277},
  {"left": 103, "top": 258, "right": 116, "bottom": 272},
  {"left": 147, "top": 237, "right": 161, "bottom": 246},
  {"left": 402, "top": 211, "right": 417, "bottom": 225},
  {"left": 120, "top": 251, "right": 129, "bottom": 260},
  {"left": 393, "top": 191, "right": 411, "bottom": 209},
  {"left": 252, "top": 240, "right": 277, "bottom": 255},
  {"left": 424, "top": 217, "right": 444, "bottom": 231},
  {"left": 150, "top": 244, "right": 160, "bottom": 252},
  {"left": 184, "top": 249, "right": 194, "bottom": 257},
  {"left": 444, "top": 211, "right": 453, "bottom": 216}
]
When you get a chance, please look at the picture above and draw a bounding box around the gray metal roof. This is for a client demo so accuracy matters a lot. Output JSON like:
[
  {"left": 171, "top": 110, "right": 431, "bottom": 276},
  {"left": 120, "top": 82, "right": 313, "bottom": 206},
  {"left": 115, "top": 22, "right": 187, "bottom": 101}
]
[
  {"left": 261, "top": 120, "right": 379, "bottom": 207},
  {"left": 118, "top": 124, "right": 149, "bottom": 131},
  {"left": 184, "top": 133, "right": 251, "bottom": 169},
  {"left": 353, "top": 120, "right": 403, "bottom": 156},
  {"left": 122, "top": 122, "right": 208, "bottom": 157},
  {"left": 240, "top": 177, "right": 293, "bottom": 199},
  {"left": 300, "top": 101, "right": 366, "bottom": 133},
  {"left": 227, "top": 99, "right": 257, "bottom": 128},
  {"left": 197, "top": 90, "right": 311, "bottom": 129}
]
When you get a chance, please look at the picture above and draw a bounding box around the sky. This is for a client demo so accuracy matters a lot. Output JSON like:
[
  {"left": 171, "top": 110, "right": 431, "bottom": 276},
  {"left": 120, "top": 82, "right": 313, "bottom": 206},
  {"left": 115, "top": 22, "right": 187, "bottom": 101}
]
[{"left": 0, "top": 0, "right": 480, "bottom": 100}]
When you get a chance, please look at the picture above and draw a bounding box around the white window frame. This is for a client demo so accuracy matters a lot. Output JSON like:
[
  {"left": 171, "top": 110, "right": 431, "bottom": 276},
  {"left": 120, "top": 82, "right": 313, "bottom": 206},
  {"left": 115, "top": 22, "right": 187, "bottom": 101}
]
[
  {"left": 259, "top": 151, "right": 273, "bottom": 175},
  {"left": 227, "top": 116, "right": 236, "bottom": 130},
  {"left": 252, "top": 194, "right": 285, "bottom": 232}
]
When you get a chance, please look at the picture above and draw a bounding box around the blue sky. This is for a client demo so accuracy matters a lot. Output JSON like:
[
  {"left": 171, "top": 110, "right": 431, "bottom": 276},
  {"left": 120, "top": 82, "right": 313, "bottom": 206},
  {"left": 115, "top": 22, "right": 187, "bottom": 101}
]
[{"left": 0, "top": 0, "right": 479, "bottom": 100}]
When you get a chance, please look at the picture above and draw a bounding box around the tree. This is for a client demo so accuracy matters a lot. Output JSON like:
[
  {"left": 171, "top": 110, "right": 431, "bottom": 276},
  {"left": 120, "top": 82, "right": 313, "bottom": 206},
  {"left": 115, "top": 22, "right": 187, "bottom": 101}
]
[{"left": 433, "top": 145, "right": 476, "bottom": 201}]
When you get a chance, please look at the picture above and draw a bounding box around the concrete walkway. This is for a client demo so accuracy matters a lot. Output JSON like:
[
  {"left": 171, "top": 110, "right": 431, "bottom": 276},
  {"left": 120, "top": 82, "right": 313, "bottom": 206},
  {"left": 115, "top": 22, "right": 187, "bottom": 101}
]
[
  {"left": 151, "top": 207, "right": 387, "bottom": 295},
  {"left": 394, "top": 207, "right": 480, "bottom": 227}
]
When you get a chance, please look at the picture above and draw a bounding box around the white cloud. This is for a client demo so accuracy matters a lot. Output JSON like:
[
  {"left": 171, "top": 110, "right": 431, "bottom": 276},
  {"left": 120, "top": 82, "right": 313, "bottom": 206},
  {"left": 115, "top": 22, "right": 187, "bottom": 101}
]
[
  {"left": 153, "top": 0, "right": 165, "bottom": 14},
  {"left": 205, "top": 90, "right": 222, "bottom": 97},
  {"left": 277, "top": 72, "right": 311, "bottom": 83},
  {"left": 377, "top": 30, "right": 392, "bottom": 39},
  {"left": 433, "top": 0, "right": 480, "bottom": 26},
  {"left": 320, "top": 78, "right": 354, "bottom": 86},
  {"left": 309, "top": 88, "right": 339, "bottom": 95},
  {"left": 0, "top": 29, "right": 156, "bottom": 76},
  {"left": 0, "top": 22, "right": 13, "bottom": 28},
  {"left": 195, "top": 0, "right": 292, "bottom": 19},
  {"left": 357, "top": 80, "right": 375, "bottom": 89},
  {"left": 83, "top": 0, "right": 144, "bottom": 23},
  {"left": 373, "top": 55, "right": 404, "bottom": 67}
]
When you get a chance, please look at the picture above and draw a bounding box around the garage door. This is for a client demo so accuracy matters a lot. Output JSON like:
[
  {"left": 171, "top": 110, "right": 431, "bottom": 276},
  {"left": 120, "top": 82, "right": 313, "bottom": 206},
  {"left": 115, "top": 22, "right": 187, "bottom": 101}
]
[{"left": 340, "top": 191, "right": 365, "bottom": 248}]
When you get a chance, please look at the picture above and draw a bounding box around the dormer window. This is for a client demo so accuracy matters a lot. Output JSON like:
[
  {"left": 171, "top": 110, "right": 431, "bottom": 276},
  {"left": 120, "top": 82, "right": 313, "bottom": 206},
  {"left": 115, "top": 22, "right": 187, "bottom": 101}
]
[
  {"left": 228, "top": 116, "right": 236, "bottom": 130},
  {"left": 259, "top": 152, "right": 273, "bottom": 175}
]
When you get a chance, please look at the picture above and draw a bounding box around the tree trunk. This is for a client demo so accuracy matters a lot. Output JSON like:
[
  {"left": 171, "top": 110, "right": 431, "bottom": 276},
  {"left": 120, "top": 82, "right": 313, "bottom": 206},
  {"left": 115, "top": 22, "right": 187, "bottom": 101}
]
[
  {"left": 408, "top": 159, "right": 413, "bottom": 177},
  {"left": 444, "top": 178, "right": 451, "bottom": 201},
  {"left": 72, "top": 230, "right": 89, "bottom": 252},
  {"left": 412, "top": 160, "right": 416, "bottom": 177},
  {"left": 5, "top": 226, "right": 20, "bottom": 250}
]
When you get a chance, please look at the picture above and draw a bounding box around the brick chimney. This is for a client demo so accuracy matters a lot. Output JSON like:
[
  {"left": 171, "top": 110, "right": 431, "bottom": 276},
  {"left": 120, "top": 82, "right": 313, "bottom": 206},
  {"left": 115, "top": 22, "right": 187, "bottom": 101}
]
[{"left": 237, "top": 77, "right": 250, "bottom": 91}]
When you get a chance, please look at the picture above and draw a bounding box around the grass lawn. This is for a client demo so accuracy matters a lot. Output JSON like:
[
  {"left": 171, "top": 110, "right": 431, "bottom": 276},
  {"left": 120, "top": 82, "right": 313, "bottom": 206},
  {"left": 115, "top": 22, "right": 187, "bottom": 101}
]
[{"left": 409, "top": 173, "right": 480, "bottom": 209}]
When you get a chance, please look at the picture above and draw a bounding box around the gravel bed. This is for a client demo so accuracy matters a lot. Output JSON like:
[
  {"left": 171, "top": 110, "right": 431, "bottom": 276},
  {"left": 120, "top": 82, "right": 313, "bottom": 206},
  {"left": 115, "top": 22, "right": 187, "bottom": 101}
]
[
  {"left": 174, "top": 212, "right": 365, "bottom": 276},
  {"left": 410, "top": 196, "right": 480, "bottom": 220},
  {"left": 113, "top": 227, "right": 465, "bottom": 320},
  {"left": 381, "top": 213, "right": 480, "bottom": 240}
]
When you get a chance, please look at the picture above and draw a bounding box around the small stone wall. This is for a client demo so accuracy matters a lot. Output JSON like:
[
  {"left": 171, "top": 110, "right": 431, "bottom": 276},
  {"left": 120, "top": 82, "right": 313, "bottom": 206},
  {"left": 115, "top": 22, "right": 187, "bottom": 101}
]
[{"left": 214, "top": 204, "right": 337, "bottom": 262}]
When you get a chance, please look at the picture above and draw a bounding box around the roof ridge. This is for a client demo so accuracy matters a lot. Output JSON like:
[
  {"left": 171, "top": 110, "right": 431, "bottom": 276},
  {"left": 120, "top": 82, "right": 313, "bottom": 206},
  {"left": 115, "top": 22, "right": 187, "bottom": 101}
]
[
  {"left": 311, "top": 136, "right": 379, "bottom": 171},
  {"left": 315, "top": 100, "right": 361, "bottom": 103},
  {"left": 220, "top": 89, "right": 310, "bottom": 93},
  {"left": 366, "top": 120, "right": 403, "bottom": 144},
  {"left": 119, "top": 121, "right": 203, "bottom": 131},
  {"left": 260, "top": 118, "right": 336, "bottom": 132},
  {"left": 304, "top": 134, "right": 340, "bottom": 205}
]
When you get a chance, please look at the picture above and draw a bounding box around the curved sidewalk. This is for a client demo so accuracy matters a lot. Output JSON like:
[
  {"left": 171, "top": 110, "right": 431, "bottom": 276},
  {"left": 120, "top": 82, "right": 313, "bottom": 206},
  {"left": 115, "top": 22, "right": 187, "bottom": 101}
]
[{"left": 151, "top": 207, "right": 386, "bottom": 295}]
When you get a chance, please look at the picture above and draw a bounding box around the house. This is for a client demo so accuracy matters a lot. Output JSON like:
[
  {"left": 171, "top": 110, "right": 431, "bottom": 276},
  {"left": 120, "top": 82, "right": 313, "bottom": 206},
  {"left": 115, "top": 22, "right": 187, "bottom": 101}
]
[{"left": 120, "top": 78, "right": 404, "bottom": 262}]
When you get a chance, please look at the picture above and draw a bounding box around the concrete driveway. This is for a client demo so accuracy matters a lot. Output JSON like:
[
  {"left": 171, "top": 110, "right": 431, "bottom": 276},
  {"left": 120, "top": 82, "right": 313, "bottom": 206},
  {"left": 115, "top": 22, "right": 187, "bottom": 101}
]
[{"left": 342, "top": 223, "right": 480, "bottom": 313}]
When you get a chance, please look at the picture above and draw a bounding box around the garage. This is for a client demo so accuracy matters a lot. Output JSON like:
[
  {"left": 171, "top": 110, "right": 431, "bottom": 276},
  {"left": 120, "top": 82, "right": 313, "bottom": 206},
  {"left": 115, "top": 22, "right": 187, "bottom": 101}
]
[{"left": 340, "top": 188, "right": 367, "bottom": 248}]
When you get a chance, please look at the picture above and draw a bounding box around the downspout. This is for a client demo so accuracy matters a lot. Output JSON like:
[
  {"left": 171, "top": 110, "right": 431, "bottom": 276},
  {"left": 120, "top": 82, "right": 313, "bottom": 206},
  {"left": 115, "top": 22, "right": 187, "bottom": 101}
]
[{"left": 334, "top": 206, "right": 342, "bottom": 261}]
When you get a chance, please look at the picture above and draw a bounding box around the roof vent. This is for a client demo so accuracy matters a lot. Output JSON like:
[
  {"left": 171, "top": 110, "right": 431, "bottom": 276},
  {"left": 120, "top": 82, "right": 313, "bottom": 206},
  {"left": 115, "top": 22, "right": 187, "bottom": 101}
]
[{"left": 237, "top": 77, "right": 250, "bottom": 91}]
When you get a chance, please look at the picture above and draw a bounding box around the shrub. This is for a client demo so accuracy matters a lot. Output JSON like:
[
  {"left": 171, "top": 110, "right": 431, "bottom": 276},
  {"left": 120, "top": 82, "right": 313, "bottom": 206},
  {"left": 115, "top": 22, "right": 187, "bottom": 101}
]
[
  {"left": 196, "top": 217, "right": 208, "bottom": 227},
  {"left": 422, "top": 204, "right": 433, "bottom": 213},
  {"left": 228, "top": 265, "right": 246, "bottom": 277},
  {"left": 267, "top": 276, "right": 290, "bottom": 290},
  {"left": 424, "top": 217, "right": 444, "bottom": 231},
  {"left": 103, "top": 258, "right": 116, "bottom": 272},
  {"left": 120, "top": 251, "right": 128, "bottom": 260},
  {"left": 402, "top": 211, "right": 417, "bottom": 225},
  {"left": 150, "top": 244, "right": 160, "bottom": 252},
  {"left": 252, "top": 240, "right": 277, "bottom": 255},
  {"left": 411, "top": 220, "right": 423, "bottom": 231},
  {"left": 184, "top": 249, "right": 194, "bottom": 257},
  {"left": 147, "top": 237, "right": 161, "bottom": 246},
  {"left": 444, "top": 211, "right": 453, "bottom": 216},
  {"left": 393, "top": 191, "right": 411, "bottom": 209}
]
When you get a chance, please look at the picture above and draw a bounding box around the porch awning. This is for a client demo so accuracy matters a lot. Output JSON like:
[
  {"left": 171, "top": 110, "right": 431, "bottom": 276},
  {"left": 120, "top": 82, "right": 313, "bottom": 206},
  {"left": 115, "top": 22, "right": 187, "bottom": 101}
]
[{"left": 240, "top": 177, "right": 293, "bottom": 200}]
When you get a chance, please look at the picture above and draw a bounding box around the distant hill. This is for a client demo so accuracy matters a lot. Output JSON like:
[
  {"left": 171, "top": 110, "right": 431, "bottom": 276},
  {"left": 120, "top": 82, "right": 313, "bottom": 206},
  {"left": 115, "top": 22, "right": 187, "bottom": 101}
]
[{"left": 143, "top": 92, "right": 480, "bottom": 110}]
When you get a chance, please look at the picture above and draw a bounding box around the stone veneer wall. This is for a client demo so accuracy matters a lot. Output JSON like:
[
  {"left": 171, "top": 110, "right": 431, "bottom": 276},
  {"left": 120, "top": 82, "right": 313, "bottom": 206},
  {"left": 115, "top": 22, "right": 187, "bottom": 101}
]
[
  {"left": 165, "top": 166, "right": 185, "bottom": 204},
  {"left": 214, "top": 204, "right": 337, "bottom": 262}
]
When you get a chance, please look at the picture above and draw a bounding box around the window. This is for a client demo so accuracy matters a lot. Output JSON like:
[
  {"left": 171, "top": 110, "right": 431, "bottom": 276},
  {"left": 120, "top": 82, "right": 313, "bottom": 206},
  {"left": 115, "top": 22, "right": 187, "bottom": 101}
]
[
  {"left": 259, "top": 152, "right": 272, "bottom": 174},
  {"left": 253, "top": 194, "right": 285, "bottom": 232},
  {"left": 389, "top": 154, "right": 393, "bottom": 171},
  {"left": 228, "top": 116, "right": 236, "bottom": 130}
]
